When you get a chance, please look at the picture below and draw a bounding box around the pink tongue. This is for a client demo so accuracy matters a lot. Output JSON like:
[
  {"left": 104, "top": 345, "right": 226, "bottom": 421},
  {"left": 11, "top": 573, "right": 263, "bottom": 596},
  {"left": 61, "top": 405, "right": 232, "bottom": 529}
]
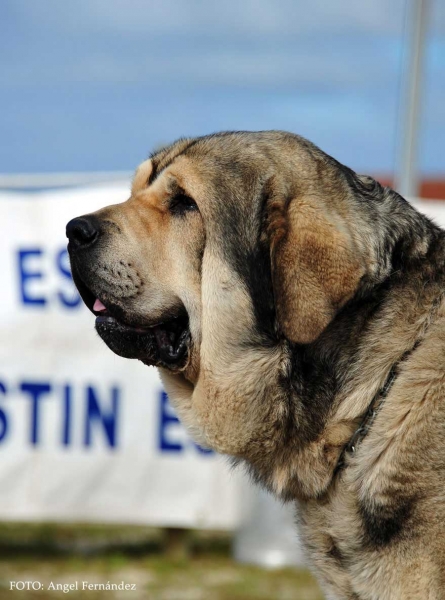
[{"left": 93, "top": 298, "right": 107, "bottom": 312}]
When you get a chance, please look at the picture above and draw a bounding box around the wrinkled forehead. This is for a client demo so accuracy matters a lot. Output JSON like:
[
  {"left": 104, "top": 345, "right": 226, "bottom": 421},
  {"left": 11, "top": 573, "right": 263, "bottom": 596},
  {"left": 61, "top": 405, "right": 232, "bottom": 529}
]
[
  {"left": 131, "top": 139, "right": 268, "bottom": 229},
  {"left": 131, "top": 158, "right": 153, "bottom": 193},
  {"left": 131, "top": 154, "right": 207, "bottom": 200}
]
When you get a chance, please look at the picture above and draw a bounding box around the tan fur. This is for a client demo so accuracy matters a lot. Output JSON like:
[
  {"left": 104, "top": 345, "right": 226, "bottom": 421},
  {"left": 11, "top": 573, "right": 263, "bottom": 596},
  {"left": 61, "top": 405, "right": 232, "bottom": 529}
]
[
  {"left": 269, "top": 193, "right": 366, "bottom": 343},
  {"left": 300, "top": 301, "right": 445, "bottom": 599},
  {"left": 131, "top": 158, "right": 153, "bottom": 193},
  {"left": 69, "top": 131, "right": 445, "bottom": 599}
]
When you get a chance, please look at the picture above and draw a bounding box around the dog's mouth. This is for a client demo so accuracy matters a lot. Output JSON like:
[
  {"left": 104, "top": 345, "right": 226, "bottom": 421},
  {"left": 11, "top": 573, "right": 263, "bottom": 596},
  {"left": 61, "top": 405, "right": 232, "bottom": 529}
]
[
  {"left": 93, "top": 298, "right": 190, "bottom": 369},
  {"left": 72, "top": 266, "right": 190, "bottom": 370}
]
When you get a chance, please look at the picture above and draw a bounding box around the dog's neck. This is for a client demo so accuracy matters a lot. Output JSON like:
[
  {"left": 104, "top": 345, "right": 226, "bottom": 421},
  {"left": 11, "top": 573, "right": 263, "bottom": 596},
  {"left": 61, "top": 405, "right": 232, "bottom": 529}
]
[
  {"left": 243, "top": 230, "right": 445, "bottom": 502},
  {"left": 164, "top": 211, "right": 445, "bottom": 502}
]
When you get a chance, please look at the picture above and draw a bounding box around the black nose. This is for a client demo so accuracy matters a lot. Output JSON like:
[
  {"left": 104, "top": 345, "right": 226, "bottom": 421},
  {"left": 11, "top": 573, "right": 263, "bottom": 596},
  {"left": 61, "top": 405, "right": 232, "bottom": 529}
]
[{"left": 66, "top": 216, "right": 100, "bottom": 248}]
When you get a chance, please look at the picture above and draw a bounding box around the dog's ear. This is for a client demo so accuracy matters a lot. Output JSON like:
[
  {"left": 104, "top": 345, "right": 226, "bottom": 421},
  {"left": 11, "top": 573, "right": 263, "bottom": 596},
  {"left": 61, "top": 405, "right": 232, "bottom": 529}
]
[{"left": 266, "top": 179, "right": 365, "bottom": 344}]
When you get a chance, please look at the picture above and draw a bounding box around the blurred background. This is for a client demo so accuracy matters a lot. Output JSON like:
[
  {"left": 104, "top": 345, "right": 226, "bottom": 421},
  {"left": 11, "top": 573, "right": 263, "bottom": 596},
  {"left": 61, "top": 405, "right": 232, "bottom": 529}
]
[{"left": 0, "top": 1, "right": 443, "bottom": 599}]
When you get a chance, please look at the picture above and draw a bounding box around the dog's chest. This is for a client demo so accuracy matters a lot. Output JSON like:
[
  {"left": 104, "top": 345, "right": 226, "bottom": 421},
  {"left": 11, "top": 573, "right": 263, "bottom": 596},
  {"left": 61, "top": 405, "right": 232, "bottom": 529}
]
[{"left": 297, "top": 484, "right": 368, "bottom": 598}]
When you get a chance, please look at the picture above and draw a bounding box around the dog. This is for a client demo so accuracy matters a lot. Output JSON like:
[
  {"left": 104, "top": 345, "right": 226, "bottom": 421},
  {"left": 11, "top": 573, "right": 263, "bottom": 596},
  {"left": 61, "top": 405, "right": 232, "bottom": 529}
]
[{"left": 67, "top": 131, "right": 445, "bottom": 599}]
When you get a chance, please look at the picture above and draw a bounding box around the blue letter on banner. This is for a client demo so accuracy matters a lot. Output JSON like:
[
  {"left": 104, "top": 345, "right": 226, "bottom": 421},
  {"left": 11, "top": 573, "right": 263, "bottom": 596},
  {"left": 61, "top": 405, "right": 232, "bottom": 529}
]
[
  {"left": 84, "top": 386, "right": 119, "bottom": 448},
  {"left": 158, "top": 391, "right": 213, "bottom": 454},
  {"left": 18, "top": 249, "right": 46, "bottom": 306},
  {"left": 20, "top": 382, "right": 52, "bottom": 445},
  {"left": 158, "top": 391, "right": 182, "bottom": 452},
  {"left": 56, "top": 249, "right": 81, "bottom": 308},
  {"left": 0, "top": 381, "right": 8, "bottom": 442}
]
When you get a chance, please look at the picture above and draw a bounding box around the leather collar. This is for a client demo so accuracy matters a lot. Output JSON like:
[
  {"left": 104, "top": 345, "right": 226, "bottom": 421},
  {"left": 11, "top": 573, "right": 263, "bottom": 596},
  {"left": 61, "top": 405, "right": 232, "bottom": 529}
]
[{"left": 334, "top": 341, "right": 420, "bottom": 476}]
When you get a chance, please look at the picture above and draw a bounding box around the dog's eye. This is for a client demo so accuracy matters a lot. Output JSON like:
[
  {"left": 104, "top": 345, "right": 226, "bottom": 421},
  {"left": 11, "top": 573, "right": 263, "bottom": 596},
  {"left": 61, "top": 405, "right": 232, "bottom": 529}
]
[{"left": 169, "top": 193, "right": 198, "bottom": 215}]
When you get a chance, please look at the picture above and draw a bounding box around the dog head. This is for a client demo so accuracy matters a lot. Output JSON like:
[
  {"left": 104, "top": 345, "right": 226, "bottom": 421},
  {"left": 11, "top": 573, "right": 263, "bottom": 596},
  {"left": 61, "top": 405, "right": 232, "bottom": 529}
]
[{"left": 67, "top": 131, "right": 401, "bottom": 454}]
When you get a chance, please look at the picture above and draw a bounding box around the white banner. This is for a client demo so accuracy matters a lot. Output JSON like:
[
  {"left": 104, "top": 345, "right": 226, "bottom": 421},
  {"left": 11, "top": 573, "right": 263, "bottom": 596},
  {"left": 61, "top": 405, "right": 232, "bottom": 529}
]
[
  {"left": 0, "top": 185, "right": 441, "bottom": 531},
  {"left": 0, "top": 184, "right": 242, "bottom": 528}
]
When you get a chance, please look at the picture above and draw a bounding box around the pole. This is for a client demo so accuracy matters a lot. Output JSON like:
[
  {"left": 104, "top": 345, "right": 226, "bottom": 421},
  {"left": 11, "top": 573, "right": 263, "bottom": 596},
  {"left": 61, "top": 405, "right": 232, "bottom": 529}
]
[{"left": 395, "top": 0, "right": 429, "bottom": 198}]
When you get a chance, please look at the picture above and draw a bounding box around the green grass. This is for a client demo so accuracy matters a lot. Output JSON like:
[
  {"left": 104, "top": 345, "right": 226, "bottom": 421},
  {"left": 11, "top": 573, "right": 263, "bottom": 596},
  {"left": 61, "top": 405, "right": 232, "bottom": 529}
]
[{"left": 0, "top": 524, "right": 324, "bottom": 600}]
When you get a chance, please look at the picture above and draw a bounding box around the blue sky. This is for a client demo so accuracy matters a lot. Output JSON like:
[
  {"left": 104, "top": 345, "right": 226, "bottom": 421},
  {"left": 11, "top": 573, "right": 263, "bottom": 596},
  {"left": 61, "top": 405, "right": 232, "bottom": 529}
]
[{"left": 0, "top": 0, "right": 443, "bottom": 176}]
